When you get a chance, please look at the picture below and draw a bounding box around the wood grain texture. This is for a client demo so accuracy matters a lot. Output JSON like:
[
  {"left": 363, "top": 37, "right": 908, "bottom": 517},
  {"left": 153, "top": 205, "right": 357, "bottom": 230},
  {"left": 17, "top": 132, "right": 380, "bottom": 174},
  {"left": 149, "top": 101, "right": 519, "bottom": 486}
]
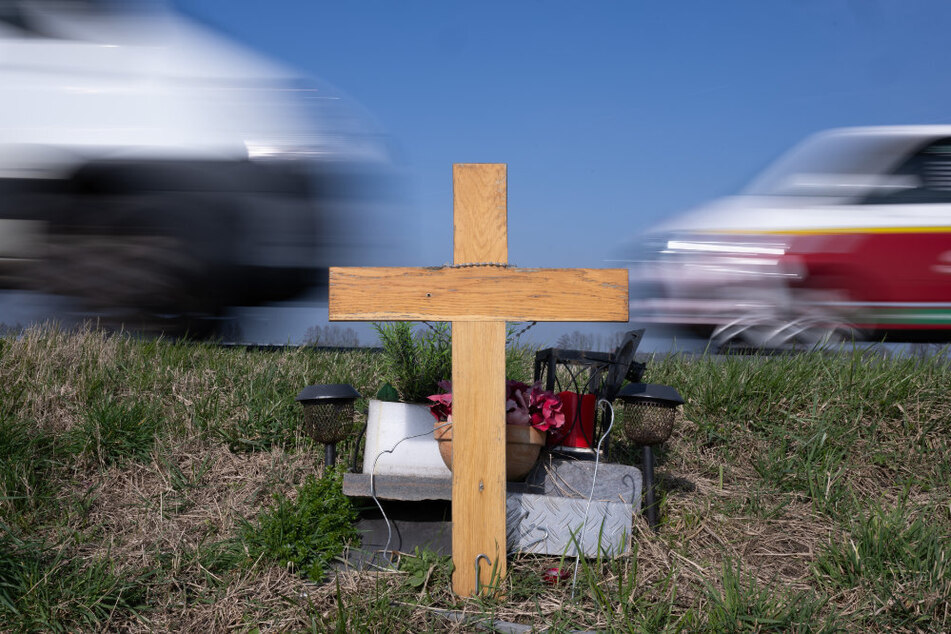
[
  {"left": 451, "top": 320, "right": 506, "bottom": 595},
  {"left": 328, "top": 267, "right": 629, "bottom": 322},
  {"left": 453, "top": 164, "right": 507, "bottom": 265}
]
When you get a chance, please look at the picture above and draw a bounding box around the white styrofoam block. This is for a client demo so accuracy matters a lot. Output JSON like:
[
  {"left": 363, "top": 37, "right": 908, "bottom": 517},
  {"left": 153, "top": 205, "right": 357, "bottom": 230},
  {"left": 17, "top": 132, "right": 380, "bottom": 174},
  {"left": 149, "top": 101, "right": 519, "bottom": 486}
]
[{"left": 362, "top": 400, "right": 452, "bottom": 478}]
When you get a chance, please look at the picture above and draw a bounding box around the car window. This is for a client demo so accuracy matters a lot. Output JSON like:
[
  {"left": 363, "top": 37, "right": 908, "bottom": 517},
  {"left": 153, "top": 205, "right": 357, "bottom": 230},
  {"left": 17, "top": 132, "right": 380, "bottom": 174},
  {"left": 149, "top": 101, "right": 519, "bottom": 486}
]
[
  {"left": 743, "top": 133, "right": 916, "bottom": 197},
  {"left": 863, "top": 138, "right": 951, "bottom": 205}
]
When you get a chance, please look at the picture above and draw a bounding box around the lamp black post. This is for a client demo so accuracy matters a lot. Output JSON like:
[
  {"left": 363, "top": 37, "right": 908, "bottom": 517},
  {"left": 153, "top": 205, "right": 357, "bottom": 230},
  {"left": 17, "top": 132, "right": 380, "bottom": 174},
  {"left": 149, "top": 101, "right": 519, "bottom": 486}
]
[
  {"left": 295, "top": 384, "right": 361, "bottom": 468},
  {"left": 615, "top": 382, "right": 684, "bottom": 530}
]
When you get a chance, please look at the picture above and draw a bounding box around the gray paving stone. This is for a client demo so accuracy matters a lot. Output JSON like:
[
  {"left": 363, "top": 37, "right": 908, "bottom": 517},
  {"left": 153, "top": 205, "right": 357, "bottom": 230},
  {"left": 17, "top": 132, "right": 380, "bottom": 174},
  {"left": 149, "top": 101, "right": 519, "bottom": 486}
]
[
  {"left": 343, "top": 454, "right": 643, "bottom": 560},
  {"left": 342, "top": 473, "right": 543, "bottom": 501},
  {"left": 345, "top": 454, "right": 642, "bottom": 508},
  {"left": 525, "top": 455, "right": 643, "bottom": 508},
  {"left": 343, "top": 473, "right": 451, "bottom": 501}
]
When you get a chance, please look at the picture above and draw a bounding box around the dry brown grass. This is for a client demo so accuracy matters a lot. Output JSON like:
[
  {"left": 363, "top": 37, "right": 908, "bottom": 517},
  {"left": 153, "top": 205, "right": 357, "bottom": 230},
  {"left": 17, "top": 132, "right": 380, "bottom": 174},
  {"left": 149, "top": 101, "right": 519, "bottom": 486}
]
[{"left": 51, "top": 444, "right": 322, "bottom": 632}]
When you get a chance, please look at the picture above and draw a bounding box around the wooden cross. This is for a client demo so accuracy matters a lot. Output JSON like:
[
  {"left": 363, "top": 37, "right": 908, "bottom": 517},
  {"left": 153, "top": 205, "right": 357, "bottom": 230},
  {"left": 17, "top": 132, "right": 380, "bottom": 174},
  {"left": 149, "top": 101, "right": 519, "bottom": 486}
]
[{"left": 329, "top": 164, "right": 628, "bottom": 596}]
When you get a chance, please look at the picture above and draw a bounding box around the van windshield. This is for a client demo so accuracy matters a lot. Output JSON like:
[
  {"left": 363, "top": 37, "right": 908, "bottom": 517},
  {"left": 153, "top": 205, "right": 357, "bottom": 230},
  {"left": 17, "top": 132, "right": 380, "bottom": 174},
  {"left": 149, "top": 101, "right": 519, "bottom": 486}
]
[
  {"left": 0, "top": 0, "right": 164, "bottom": 35},
  {"left": 743, "top": 133, "right": 921, "bottom": 197},
  {"left": 1, "top": 1, "right": 161, "bottom": 15}
]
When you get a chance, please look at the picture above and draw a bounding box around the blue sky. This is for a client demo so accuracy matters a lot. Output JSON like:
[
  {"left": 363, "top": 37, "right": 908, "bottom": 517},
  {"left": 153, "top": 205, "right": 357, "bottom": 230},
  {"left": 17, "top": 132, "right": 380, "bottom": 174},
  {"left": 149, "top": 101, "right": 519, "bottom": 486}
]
[
  {"left": 168, "top": 1, "right": 951, "bottom": 345},
  {"left": 178, "top": 0, "right": 951, "bottom": 275}
]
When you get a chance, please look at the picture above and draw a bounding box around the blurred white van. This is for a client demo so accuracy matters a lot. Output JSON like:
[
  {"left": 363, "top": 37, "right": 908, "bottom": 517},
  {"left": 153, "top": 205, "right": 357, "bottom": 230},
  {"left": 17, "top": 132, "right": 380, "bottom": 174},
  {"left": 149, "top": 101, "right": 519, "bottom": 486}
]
[{"left": 0, "top": 0, "right": 386, "bottom": 333}]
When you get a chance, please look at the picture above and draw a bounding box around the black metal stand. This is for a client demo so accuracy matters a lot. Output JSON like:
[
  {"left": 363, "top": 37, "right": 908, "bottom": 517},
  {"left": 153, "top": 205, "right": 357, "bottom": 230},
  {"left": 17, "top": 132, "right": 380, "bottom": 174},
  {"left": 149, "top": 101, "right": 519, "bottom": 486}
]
[
  {"left": 533, "top": 329, "right": 647, "bottom": 456},
  {"left": 350, "top": 422, "right": 367, "bottom": 473},
  {"left": 642, "top": 445, "right": 658, "bottom": 530},
  {"left": 325, "top": 443, "right": 337, "bottom": 468}
]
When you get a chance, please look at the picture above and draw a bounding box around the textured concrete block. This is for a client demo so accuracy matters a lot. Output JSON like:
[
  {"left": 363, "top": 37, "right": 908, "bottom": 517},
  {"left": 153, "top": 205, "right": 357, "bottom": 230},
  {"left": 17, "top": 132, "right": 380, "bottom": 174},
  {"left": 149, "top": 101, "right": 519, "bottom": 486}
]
[
  {"left": 506, "top": 492, "right": 632, "bottom": 557},
  {"left": 345, "top": 454, "right": 643, "bottom": 560}
]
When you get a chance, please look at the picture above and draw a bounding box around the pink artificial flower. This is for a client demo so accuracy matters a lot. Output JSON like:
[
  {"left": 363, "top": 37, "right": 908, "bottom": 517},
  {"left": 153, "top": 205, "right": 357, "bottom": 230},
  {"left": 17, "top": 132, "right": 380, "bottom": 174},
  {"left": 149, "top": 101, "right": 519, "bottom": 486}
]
[
  {"left": 426, "top": 380, "right": 454, "bottom": 422},
  {"left": 429, "top": 379, "right": 565, "bottom": 431},
  {"left": 530, "top": 389, "right": 566, "bottom": 431},
  {"left": 505, "top": 389, "right": 531, "bottom": 426},
  {"left": 506, "top": 380, "right": 566, "bottom": 431}
]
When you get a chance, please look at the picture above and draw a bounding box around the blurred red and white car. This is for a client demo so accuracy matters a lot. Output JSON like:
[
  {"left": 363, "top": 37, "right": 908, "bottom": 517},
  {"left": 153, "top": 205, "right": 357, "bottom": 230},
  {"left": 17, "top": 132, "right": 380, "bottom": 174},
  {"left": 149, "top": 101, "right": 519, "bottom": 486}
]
[{"left": 632, "top": 126, "right": 951, "bottom": 348}]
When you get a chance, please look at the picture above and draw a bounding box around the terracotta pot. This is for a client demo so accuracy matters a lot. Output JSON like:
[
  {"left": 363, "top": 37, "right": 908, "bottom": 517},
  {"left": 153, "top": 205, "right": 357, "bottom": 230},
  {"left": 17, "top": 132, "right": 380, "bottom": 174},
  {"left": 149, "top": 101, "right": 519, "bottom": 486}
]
[
  {"left": 433, "top": 421, "right": 454, "bottom": 471},
  {"left": 434, "top": 420, "right": 546, "bottom": 481}
]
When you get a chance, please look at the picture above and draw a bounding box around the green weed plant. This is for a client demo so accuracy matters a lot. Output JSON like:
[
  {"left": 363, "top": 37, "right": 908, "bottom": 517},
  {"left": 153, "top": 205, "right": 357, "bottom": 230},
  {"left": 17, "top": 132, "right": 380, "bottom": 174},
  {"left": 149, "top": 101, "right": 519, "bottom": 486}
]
[{"left": 240, "top": 467, "right": 358, "bottom": 581}]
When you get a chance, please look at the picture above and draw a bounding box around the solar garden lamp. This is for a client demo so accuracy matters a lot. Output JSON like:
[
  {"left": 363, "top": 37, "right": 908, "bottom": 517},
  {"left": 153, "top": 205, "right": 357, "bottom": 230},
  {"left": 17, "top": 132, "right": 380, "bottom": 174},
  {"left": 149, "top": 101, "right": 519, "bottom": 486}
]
[
  {"left": 615, "top": 382, "right": 684, "bottom": 530},
  {"left": 295, "top": 383, "right": 361, "bottom": 468}
]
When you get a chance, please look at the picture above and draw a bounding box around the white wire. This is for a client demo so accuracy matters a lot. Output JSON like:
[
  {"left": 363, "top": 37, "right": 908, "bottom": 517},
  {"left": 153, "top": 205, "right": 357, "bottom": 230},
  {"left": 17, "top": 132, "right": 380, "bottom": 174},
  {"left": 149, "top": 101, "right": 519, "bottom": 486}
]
[
  {"left": 367, "top": 404, "right": 617, "bottom": 595},
  {"left": 369, "top": 421, "right": 453, "bottom": 567},
  {"left": 570, "top": 398, "right": 615, "bottom": 599}
]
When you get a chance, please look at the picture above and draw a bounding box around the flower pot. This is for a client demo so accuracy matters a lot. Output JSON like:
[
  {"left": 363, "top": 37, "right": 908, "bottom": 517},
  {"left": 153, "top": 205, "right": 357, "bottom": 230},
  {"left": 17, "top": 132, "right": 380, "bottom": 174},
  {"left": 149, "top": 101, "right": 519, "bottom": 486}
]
[
  {"left": 363, "top": 400, "right": 451, "bottom": 477},
  {"left": 506, "top": 425, "right": 547, "bottom": 480},
  {"left": 434, "top": 421, "right": 546, "bottom": 481}
]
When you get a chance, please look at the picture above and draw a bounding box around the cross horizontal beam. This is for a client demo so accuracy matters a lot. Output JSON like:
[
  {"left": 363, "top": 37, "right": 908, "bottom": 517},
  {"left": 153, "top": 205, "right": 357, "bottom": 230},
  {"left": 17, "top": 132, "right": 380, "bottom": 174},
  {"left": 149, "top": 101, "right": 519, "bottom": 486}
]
[{"left": 329, "top": 266, "right": 629, "bottom": 322}]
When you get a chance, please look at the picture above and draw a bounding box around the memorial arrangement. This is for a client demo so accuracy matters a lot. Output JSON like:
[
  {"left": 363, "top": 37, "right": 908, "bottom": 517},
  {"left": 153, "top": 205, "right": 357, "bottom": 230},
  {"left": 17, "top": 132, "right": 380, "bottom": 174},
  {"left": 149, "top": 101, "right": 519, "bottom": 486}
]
[{"left": 4, "top": 164, "right": 946, "bottom": 632}]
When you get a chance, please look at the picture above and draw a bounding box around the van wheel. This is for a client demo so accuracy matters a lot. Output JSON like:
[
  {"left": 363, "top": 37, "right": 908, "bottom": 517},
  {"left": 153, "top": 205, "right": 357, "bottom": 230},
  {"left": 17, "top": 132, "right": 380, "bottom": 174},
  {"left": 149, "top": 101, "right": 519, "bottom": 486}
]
[
  {"left": 38, "top": 232, "right": 214, "bottom": 336},
  {"left": 35, "top": 187, "right": 237, "bottom": 335}
]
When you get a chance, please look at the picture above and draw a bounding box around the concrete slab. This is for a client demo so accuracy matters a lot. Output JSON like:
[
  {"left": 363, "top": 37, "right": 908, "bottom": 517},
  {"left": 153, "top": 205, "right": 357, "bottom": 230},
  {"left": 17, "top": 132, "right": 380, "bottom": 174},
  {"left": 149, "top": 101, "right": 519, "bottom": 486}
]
[
  {"left": 343, "top": 473, "right": 543, "bottom": 501},
  {"left": 343, "top": 473, "right": 451, "bottom": 501},
  {"left": 346, "top": 455, "right": 641, "bottom": 508},
  {"left": 525, "top": 455, "right": 643, "bottom": 508},
  {"left": 344, "top": 454, "right": 643, "bottom": 560}
]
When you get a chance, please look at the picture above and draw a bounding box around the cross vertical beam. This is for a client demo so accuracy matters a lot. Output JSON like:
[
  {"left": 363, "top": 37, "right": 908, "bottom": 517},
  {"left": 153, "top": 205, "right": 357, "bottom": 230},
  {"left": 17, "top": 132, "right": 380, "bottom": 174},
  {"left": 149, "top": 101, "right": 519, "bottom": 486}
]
[{"left": 450, "top": 164, "right": 508, "bottom": 594}]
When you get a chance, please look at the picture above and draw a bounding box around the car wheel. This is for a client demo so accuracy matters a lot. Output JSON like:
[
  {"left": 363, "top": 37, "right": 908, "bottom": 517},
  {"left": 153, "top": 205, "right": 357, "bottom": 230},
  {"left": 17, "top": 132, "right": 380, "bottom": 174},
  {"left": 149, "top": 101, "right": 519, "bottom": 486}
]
[{"left": 711, "top": 313, "right": 857, "bottom": 353}]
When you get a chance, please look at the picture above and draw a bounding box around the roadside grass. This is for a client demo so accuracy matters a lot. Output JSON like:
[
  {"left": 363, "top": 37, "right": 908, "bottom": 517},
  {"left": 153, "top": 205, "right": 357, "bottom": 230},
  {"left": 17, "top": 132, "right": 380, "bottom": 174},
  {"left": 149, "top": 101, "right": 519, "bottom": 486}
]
[
  {"left": 815, "top": 501, "right": 951, "bottom": 630},
  {"left": 0, "top": 416, "right": 60, "bottom": 530},
  {"left": 0, "top": 524, "right": 150, "bottom": 633},
  {"left": 64, "top": 396, "right": 162, "bottom": 467},
  {"left": 0, "top": 324, "right": 949, "bottom": 631},
  {"left": 701, "top": 560, "right": 835, "bottom": 633}
]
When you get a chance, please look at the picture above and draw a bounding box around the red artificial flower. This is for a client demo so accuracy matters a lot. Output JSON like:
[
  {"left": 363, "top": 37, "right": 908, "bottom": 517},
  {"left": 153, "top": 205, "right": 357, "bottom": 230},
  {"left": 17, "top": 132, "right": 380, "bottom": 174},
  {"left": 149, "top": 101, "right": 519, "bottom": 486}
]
[
  {"left": 428, "top": 380, "right": 565, "bottom": 432},
  {"left": 426, "top": 392, "right": 453, "bottom": 422}
]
